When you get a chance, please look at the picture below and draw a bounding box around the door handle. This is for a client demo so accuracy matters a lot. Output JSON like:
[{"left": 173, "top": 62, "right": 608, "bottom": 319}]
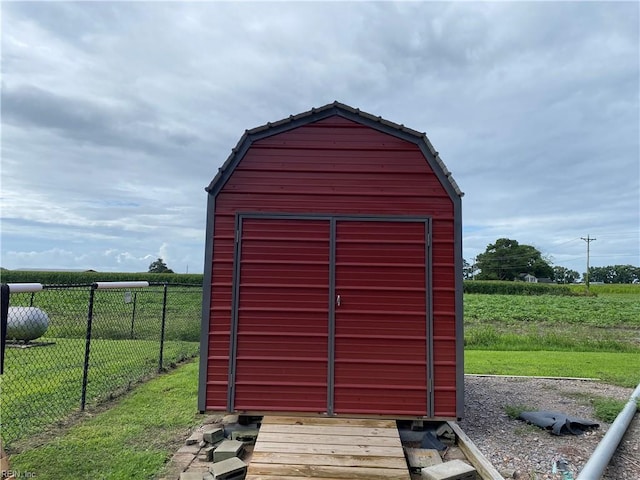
[{"left": 336, "top": 295, "right": 341, "bottom": 307}]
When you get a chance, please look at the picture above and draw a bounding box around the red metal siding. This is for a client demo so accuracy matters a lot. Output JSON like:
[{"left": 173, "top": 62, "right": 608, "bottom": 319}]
[
  {"left": 334, "top": 221, "right": 428, "bottom": 415},
  {"left": 234, "top": 218, "right": 330, "bottom": 411},
  {"left": 205, "top": 115, "right": 458, "bottom": 417}
]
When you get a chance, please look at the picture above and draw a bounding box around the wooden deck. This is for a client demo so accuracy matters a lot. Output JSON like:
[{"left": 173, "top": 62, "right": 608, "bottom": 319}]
[{"left": 245, "top": 416, "right": 411, "bottom": 480}]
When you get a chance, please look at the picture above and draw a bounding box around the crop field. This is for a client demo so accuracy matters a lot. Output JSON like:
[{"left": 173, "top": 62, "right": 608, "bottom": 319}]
[{"left": 464, "top": 291, "right": 640, "bottom": 352}]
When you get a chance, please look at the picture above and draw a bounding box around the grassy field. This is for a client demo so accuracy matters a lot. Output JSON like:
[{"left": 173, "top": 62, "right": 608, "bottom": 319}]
[
  {"left": 465, "top": 351, "right": 639, "bottom": 387},
  {"left": 8, "top": 360, "right": 204, "bottom": 480},
  {"left": 1, "top": 337, "right": 199, "bottom": 446}
]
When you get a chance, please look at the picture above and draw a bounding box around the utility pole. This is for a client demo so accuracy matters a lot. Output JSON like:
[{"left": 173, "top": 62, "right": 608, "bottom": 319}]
[{"left": 581, "top": 235, "right": 596, "bottom": 292}]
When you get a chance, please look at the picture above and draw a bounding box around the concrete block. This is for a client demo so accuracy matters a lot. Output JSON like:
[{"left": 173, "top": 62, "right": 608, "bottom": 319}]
[
  {"left": 204, "top": 446, "right": 216, "bottom": 461},
  {"left": 209, "top": 457, "right": 247, "bottom": 480},
  {"left": 231, "top": 429, "right": 259, "bottom": 444},
  {"left": 186, "top": 432, "right": 202, "bottom": 445},
  {"left": 422, "top": 459, "right": 477, "bottom": 480},
  {"left": 442, "top": 446, "right": 467, "bottom": 461},
  {"left": 213, "top": 440, "right": 244, "bottom": 462},
  {"left": 436, "top": 423, "right": 455, "bottom": 437},
  {"left": 203, "top": 427, "right": 225, "bottom": 444},
  {"left": 411, "top": 420, "right": 425, "bottom": 431},
  {"left": 405, "top": 448, "right": 443, "bottom": 469},
  {"left": 180, "top": 473, "right": 206, "bottom": 480}
]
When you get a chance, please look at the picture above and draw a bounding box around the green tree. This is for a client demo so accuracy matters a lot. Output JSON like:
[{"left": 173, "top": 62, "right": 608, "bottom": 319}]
[
  {"left": 476, "top": 238, "right": 553, "bottom": 281},
  {"left": 148, "top": 258, "right": 174, "bottom": 274},
  {"left": 554, "top": 266, "right": 580, "bottom": 284},
  {"left": 588, "top": 265, "right": 639, "bottom": 283}
]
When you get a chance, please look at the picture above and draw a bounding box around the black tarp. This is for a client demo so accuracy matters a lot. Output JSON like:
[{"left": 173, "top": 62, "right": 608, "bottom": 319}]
[{"left": 519, "top": 411, "right": 599, "bottom": 435}]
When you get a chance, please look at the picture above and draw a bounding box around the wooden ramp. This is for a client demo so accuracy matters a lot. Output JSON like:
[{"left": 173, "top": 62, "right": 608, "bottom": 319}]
[{"left": 245, "top": 416, "right": 410, "bottom": 480}]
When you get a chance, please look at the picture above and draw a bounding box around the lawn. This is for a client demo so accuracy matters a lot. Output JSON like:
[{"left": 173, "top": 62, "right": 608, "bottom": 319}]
[
  {"left": 465, "top": 350, "right": 639, "bottom": 388},
  {"left": 1, "top": 337, "right": 199, "bottom": 446},
  {"left": 8, "top": 360, "right": 204, "bottom": 480}
]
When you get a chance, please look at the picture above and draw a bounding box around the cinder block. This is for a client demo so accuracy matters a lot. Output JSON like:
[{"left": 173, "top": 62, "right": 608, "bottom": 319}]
[
  {"left": 186, "top": 432, "right": 202, "bottom": 445},
  {"left": 204, "top": 446, "right": 216, "bottom": 461},
  {"left": 213, "top": 439, "right": 244, "bottom": 462},
  {"left": 231, "top": 429, "right": 259, "bottom": 444},
  {"left": 209, "top": 457, "right": 247, "bottom": 479},
  {"left": 421, "top": 459, "right": 477, "bottom": 480},
  {"left": 405, "top": 448, "right": 443, "bottom": 469},
  {"left": 203, "top": 427, "right": 225, "bottom": 444},
  {"left": 411, "top": 420, "right": 425, "bottom": 431},
  {"left": 180, "top": 472, "right": 206, "bottom": 480}
]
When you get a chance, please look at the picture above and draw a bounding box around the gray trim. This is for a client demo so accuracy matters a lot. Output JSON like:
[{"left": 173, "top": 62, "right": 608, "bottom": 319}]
[
  {"left": 198, "top": 194, "right": 216, "bottom": 412},
  {"left": 238, "top": 212, "right": 431, "bottom": 222},
  {"left": 453, "top": 195, "right": 465, "bottom": 419},
  {"left": 227, "top": 213, "right": 244, "bottom": 411},
  {"left": 425, "top": 218, "right": 434, "bottom": 417},
  {"left": 327, "top": 218, "right": 337, "bottom": 415},
  {"left": 205, "top": 101, "right": 464, "bottom": 199}
]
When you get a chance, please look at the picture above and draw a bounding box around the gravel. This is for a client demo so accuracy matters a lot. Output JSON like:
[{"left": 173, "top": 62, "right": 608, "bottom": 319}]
[{"left": 458, "top": 375, "right": 639, "bottom": 479}]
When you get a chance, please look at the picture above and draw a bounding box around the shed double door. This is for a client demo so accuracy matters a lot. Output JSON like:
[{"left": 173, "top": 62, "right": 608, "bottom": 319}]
[{"left": 230, "top": 215, "right": 430, "bottom": 416}]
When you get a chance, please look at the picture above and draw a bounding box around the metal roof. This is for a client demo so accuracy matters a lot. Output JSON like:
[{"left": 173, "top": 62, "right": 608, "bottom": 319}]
[{"left": 206, "top": 101, "right": 463, "bottom": 198}]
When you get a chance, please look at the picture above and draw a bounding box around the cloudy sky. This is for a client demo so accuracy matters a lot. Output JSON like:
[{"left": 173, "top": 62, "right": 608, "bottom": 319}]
[{"left": 1, "top": 1, "right": 638, "bottom": 275}]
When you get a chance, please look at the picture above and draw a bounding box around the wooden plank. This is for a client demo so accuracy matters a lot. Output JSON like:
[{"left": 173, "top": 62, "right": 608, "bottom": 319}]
[
  {"left": 254, "top": 441, "right": 402, "bottom": 457},
  {"left": 262, "top": 416, "right": 397, "bottom": 428},
  {"left": 254, "top": 431, "right": 400, "bottom": 447},
  {"left": 245, "top": 476, "right": 352, "bottom": 480},
  {"left": 258, "top": 423, "right": 399, "bottom": 437},
  {"left": 246, "top": 416, "right": 410, "bottom": 479},
  {"left": 247, "top": 463, "right": 410, "bottom": 480},
  {"left": 251, "top": 452, "right": 407, "bottom": 469},
  {"left": 448, "top": 421, "right": 505, "bottom": 480}
]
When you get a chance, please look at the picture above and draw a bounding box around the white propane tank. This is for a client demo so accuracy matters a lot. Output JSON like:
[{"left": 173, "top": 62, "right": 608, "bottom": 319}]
[{"left": 7, "top": 306, "right": 50, "bottom": 341}]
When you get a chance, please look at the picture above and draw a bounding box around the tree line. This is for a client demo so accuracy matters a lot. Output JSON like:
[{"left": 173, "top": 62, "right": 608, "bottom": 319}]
[{"left": 466, "top": 238, "right": 639, "bottom": 284}]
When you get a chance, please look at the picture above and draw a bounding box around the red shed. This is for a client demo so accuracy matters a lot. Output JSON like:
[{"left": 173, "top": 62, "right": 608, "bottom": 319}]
[{"left": 198, "top": 102, "right": 464, "bottom": 419}]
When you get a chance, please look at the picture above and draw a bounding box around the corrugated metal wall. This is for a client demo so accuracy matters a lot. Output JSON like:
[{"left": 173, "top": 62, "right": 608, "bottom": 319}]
[{"left": 204, "top": 115, "right": 458, "bottom": 417}]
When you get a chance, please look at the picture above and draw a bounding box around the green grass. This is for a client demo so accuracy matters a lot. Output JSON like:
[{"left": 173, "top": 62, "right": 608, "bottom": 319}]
[
  {"left": 8, "top": 360, "right": 204, "bottom": 480},
  {"left": 504, "top": 404, "right": 534, "bottom": 420},
  {"left": 465, "top": 350, "right": 640, "bottom": 387},
  {"left": 1, "top": 337, "right": 199, "bottom": 446}
]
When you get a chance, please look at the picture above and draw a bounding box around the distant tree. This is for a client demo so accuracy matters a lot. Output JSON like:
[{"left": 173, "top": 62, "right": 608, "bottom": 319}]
[
  {"left": 463, "top": 258, "right": 479, "bottom": 280},
  {"left": 553, "top": 266, "right": 580, "bottom": 284},
  {"left": 148, "top": 258, "right": 174, "bottom": 274},
  {"left": 587, "top": 265, "right": 639, "bottom": 284},
  {"left": 476, "top": 238, "right": 554, "bottom": 281}
]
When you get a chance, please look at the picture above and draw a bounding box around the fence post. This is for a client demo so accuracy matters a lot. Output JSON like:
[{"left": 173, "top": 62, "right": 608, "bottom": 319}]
[
  {"left": 81, "top": 283, "right": 97, "bottom": 411},
  {"left": 1, "top": 284, "right": 9, "bottom": 375},
  {"left": 130, "top": 292, "right": 138, "bottom": 339},
  {"left": 158, "top": 284, "right": 168, "bottom": 372}
]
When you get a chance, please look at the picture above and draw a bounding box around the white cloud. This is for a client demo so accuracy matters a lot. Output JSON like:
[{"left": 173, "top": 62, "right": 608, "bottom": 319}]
[{"left": 1, "top": 1, "right": 638, "bottom": 274}]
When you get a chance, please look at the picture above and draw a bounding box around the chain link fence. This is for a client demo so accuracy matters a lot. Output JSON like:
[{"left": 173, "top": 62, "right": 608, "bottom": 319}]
[{"left": 0, "top": 282, "right": 202, "bottom": 447}]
